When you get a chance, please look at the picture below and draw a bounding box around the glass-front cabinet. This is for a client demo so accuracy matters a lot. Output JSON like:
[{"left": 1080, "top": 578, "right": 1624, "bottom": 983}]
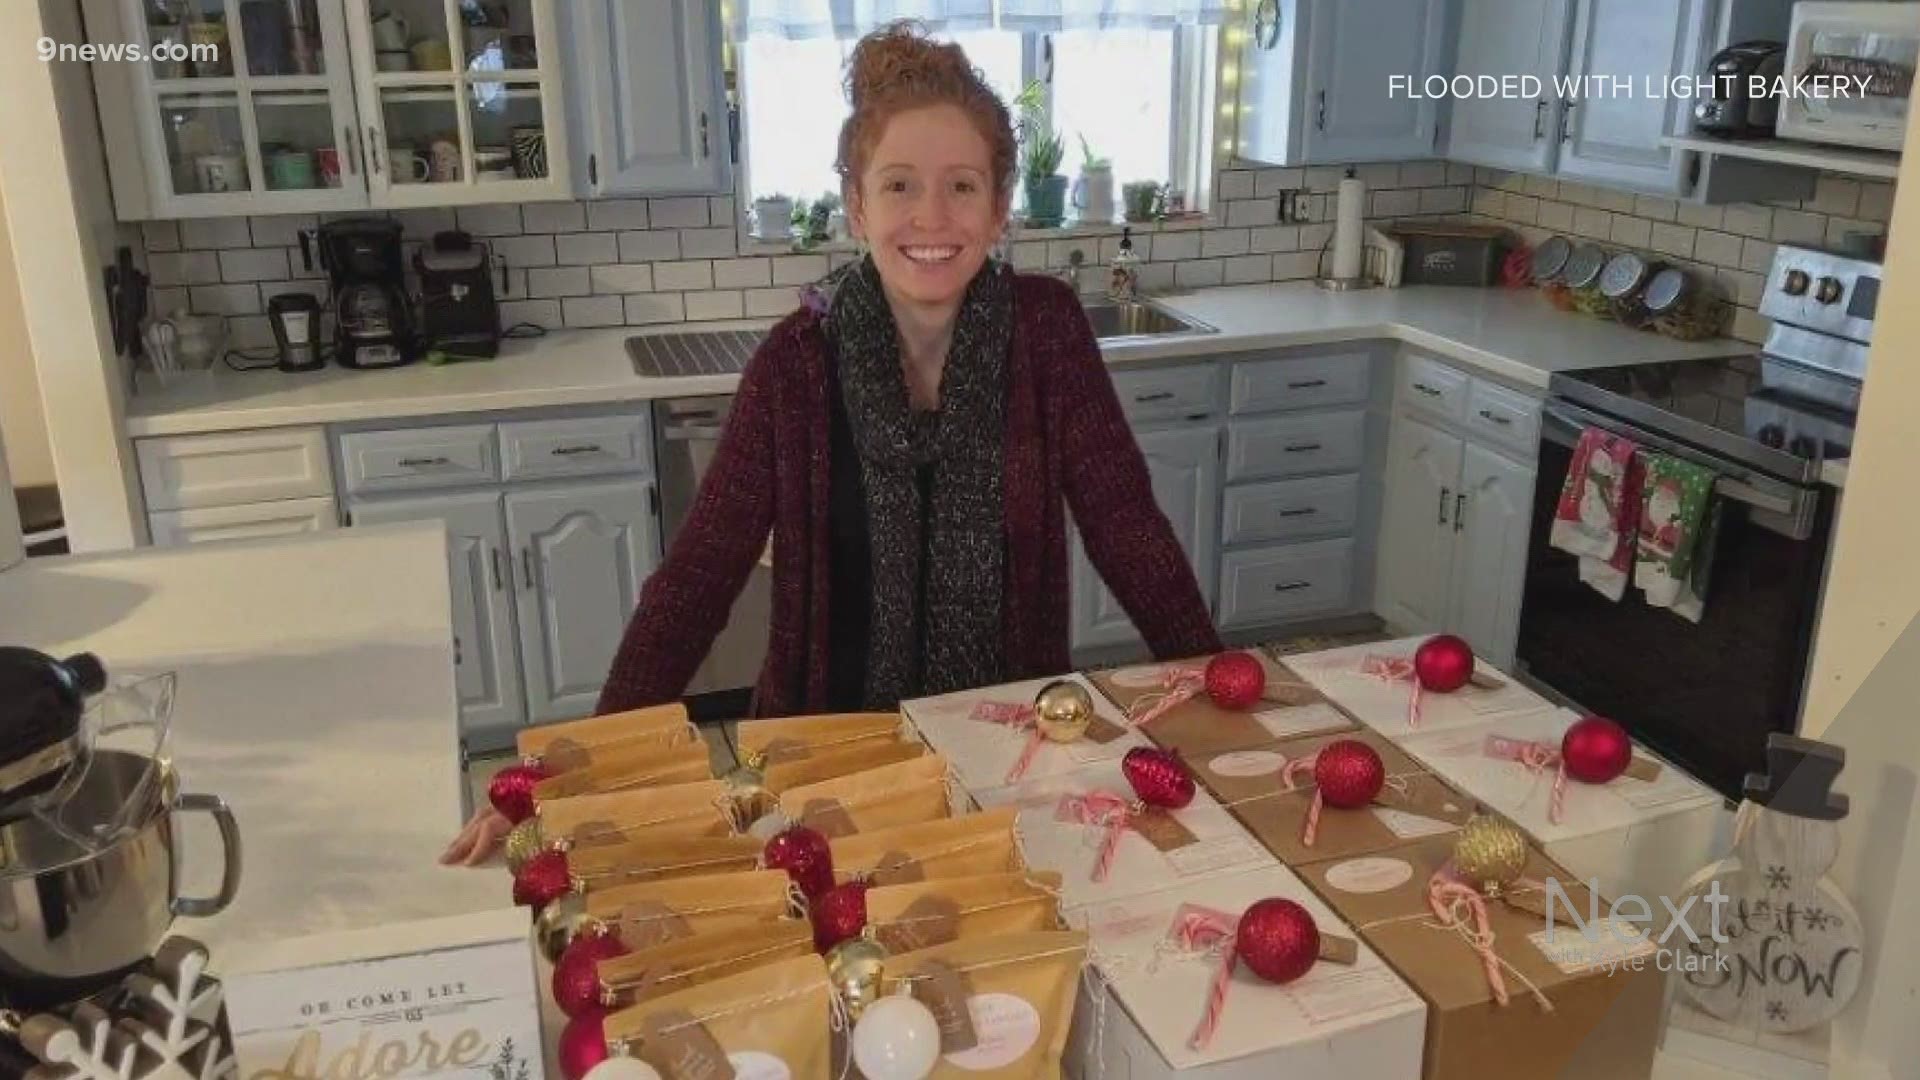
[{"left": 92, "top": 0, "right": 568, "bottom": 217}]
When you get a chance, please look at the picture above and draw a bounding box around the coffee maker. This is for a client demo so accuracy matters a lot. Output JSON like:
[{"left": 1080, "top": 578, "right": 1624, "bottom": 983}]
[
  {"left": 415, "top": 231, "right": 503, "bottom": 359},
  {"left": 310, "top": 218, "right": 414, "bottom": 368}
]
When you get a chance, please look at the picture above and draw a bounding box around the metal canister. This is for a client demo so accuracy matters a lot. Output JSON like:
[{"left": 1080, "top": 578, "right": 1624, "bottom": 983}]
[
  {"left": 1645, "top": 266, "right": 1726, "bottom": 340},
  {"left": 1532, "top": 235, "right": 1576, "bottom": 310},
  {"left": 1565, "top": 243, "right": 1611, "bottom": 318},
  {"left": 1600, "top": 251, "right": 1662, "bottom": 328}
]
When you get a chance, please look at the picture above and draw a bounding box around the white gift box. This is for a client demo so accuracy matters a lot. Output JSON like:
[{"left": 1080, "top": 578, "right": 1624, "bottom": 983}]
[
  {"left": 1061, "top": 864, "right": 1427, "bottom": 1080},
  {"left": 1288, "top": 637, "right": 1553, "bottom": 737},
  {"left": 902, "top": 673, "right": 1153, "bottom": 793},
  {"left": 1398, "top": 707, "right": 1730, "bottom": 901},
  {"left": 971, "top": 759, "right": 1276, "bottom": 910}
]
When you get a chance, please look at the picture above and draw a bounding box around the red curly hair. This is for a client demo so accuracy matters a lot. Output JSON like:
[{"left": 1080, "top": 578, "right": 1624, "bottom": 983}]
[{"left": 835, "top": 22, "right": 1018, "bottom": 204}]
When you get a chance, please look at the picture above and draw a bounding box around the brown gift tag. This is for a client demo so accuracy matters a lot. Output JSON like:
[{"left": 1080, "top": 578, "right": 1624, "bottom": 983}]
[
  {"left": 1500, "top": 888, "right": 1553, "bottom": 919},
  {"left": 1130, "top": 806, "right": 1199, "bottom": 852},
  {"left": 518, "top": 703, "right": 691, "bottom": 762},
  {"left": 1623, "top": 755, "right": 1663, "bottom": 782},
  {"left": 877, "top": 895, "right": 964, "bottom": 954},
  {"left": 913, "top": 959, "right": 980, "bottom": 1053},
  {"left": 828, "top": 806, "right": 1022, "bottom": 886},
  {"left": 867, "top": 871, "right": 1064, "bottom": 953},
  {"left": 797, "top": 799, "right": 860, "bottom": 839},
  {"left": 1467, "top": 670, "right": 1507, "bottom": 691},
  {"left": 622, "top": 899, "right": 697, "bottom": 950},
  {"left": 635, "top": 1009, "right": 736, "bottom": 1080},
  {"left": 1318, "top": 933, "right": 1360, "bottom": 965},
  {"left": 1083, "top": 714, "right": 1128, "bottom": 745}
]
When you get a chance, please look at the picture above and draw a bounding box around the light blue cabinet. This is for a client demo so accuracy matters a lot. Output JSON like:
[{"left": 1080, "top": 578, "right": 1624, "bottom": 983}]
[{"left": 564, "top": 0, "right": 731, "bottom": 196}]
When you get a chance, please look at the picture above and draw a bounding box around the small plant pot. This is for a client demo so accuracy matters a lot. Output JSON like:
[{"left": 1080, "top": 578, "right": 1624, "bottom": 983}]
[
  {"left": 752, "top": 197, "right": 793, "bottom": 240},
  {"left": 1024, "top": 175, "right": 1069, "bottom": 228}
]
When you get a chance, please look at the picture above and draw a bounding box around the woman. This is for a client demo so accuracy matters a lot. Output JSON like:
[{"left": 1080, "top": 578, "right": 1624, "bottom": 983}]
[{"left": 443, "top": 23, "right": 1218, "bottom": 864}]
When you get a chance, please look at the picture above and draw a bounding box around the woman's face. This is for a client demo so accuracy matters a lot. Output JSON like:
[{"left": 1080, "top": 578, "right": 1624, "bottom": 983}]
[{"left": 848, "top": 104, "right": 1008, "bottom": 310}]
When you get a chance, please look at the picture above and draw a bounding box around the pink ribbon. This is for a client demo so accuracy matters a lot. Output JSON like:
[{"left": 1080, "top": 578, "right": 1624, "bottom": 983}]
[
  {"left": 1127, "top": 667, "right": 1205, "bottom": 728},
  {"left": 1059, "top": 791, "right": 1135, "bottom": 883},
  {"left": 973, "top": 702, "right": 1047, "bottom": 785},
  {"left": 1483, "top": 735, "right": 1569, "bottom": 825},
  {"left": 1361, "top": 655, "right": 1423, "bottom": 729},
  {"left": 1425, "top": 869, "right": 1554, "bottom": 1011},
  {"left": 1165, "top": 905, "right": 1240, "bottom": 1050},
  {"left": 1279, "top": 753, "right": 1327, "bottom": 848}
]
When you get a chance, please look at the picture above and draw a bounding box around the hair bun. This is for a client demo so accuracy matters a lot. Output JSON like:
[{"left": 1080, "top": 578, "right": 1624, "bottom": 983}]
[{"left": 845, "top": 21, "right": 973, "bottom": 108}]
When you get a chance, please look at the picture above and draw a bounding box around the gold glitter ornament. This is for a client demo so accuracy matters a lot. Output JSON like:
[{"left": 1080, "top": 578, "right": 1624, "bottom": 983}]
[
  {"left": 1033, "top": 679, "right": 1094, "bottom": 743},
  {"left": 723, "top": 763, "right": 772, "bottom": 831},
  {"left": 534, "top": 891, "right": 599, "bottom": 963},
  {"left": 1451, "top": 815, "right": 1530, "bottom": 897},
  {"left": 504, "top": 817, "right": 546, "bottom": 874},
  {"left": 824, "top": 933, "right": 889, "bottom": 1020}
]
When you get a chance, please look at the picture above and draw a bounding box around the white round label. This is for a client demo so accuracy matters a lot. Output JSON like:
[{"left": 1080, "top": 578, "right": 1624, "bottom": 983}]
[
  {"left": 1208, "top": 750, "right": 1287, "bottom": 778},
  {"left": 1107, "top": 665, "right": 1169, "bottom": 689},
  {"left": 1323, "top": 857, "right": 1415, "bottom": 895},
  {"left": 942, "top": 993, "right": 1041, "bottom": 1071},
  {"left": 727, "top": 1051, "right": 792, "bottom": 1080}
]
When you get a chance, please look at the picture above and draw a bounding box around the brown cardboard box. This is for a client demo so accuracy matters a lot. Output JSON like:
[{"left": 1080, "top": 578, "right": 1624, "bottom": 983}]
[
  {"left": 1231, "top": 771, "right": 1478, "bottom": 866},
  {"left": 1192, "top": 726, "right": 1430, "bottom": 808},
  {"left": 1088, "top": 654, "right": 1356, "bottom": 759},
  {"left": 1296, "top": 835, "right": 1665, "bottom": 1080}
]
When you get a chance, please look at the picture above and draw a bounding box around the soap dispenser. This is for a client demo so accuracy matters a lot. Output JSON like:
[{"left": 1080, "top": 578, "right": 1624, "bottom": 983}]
[{"left": 1108, "top": 227, "right": 1140, "bottom": 302}]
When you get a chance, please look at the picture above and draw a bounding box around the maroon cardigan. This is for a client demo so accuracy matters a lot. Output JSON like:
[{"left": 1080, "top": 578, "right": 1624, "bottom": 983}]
[{"left": 595, "top": 273, "right": 1221, "bottom": 717}]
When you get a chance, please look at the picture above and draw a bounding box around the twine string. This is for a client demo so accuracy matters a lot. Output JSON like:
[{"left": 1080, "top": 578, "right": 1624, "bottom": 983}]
[{"left": 1126, "top": 667, "right": 1206, "bottom": 728}]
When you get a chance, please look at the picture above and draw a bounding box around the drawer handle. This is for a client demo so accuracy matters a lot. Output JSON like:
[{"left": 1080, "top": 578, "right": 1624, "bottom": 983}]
[
  {"left": 1278, "top": 507, "right": 1318, "bottom": 517},
  {"left": 550, "top": 443, "right": 606, "bottom": 457},
  {"left": 1412, "top": 383, "right": 1443, "bottom": 397},
  {"left": 1477, "top": 409, "right": 1514, "bottom": 426},
  {"left": 1273, "top": 580, "right": 1313, "bottom": 592},
  {"left": 1133, "top": 391, "right": 1176, "bottom": 403},
  {"left": 1288, "top": 379, "right": 1328, "bottom": 389},
  {"left": 521, "top": 546, "right": 535, "bottom": 589},
  {"left": 1283, "top": 443, "right": 1323, "bottom": 453},
  {"left": 398, "top": 455, "right": 451, "bottom": 469},
  {"left": 490, "top": 547, "right": 504, "bottom": 592}
]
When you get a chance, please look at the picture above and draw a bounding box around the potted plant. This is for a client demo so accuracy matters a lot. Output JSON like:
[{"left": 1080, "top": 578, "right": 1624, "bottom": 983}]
[
  {"left": 752, "top": 193, "right": 793, "bottom": 241},
  {"left": 1071, "top": 135, "right": 1115, "bottom": 225},
  {"left": 1014, "top": 82, "right": 1067, "bottom": 228}
]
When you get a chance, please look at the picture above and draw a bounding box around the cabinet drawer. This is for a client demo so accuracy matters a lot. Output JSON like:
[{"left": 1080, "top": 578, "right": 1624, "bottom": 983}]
[
  {"left": 137, "top": 427, "right": 331, "bottom": 512},
  {"left": 1221, "top": 474, "right": 1360, "bottom": 545},
  {"left": 1217, "top": 538, "right": 1354, "bottom": 630},
  {"left": 338, "top": 425, "right": 500, "bottom": 495},
  {"left": 1465, "top": 379, "right": 1541, "bottom": 458},
  {"left": 501, "top": 414, "right": 652, "bottom": 482},
  {"left": 148, "top": 496, "right": 338, "bottom": 548},
  {"left": 1229, "top": 352, "right": 1370, "bottom": 415},
  {"left": 1225, "top": 409, "right": 1365, "bottom": 483},
  {"left": 1399, "top": 353, "right": 1470, "bottom": 424},
  {"left": 1110, "top": 365, "right": 1217, "bottom": 425}
]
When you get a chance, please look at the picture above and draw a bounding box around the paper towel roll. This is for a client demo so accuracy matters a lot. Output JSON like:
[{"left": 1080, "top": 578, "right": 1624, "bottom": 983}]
[{"left": 1332, "top": 177, "right": 1366, "bottom": 281}]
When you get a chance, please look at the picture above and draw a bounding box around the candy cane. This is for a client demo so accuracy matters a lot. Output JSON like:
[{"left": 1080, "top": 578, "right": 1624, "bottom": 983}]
[
  {"left": 1061, "top": 792, "right": 1135, "bottom": 883},
  {"left": 1165, "top": 905, "right": 1240, "bottom": 1050},
  {"left": 1484, "top": 735, "right": 1570, "bottom": 825},
  {"left": 1279, "top": 753, "right": 1325, "bottom": 848},
  {"left": 1361, "top": 655, "right": 1423, "bottom": 729},
  {"left": 1127, "top": 667, "right": 1205, "bottom": 728}
]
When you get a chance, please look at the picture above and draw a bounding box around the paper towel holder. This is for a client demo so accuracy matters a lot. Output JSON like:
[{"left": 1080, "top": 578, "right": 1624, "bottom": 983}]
[{"left": 1316, "top": 166, "right": 1378, "bottom": 292}]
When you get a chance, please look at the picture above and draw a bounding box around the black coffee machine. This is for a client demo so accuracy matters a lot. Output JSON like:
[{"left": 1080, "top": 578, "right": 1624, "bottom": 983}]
[
  {"left": 309, "top": 218, "right": 414, "bottom": 368},
  {"left": 415, "top": 231, "right": 503, "bottom": 359}
]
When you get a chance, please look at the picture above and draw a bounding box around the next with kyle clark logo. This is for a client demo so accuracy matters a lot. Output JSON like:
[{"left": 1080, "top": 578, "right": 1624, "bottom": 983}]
[{"left": 1534, "top": 877, "right": 1734, "bottom": 978}]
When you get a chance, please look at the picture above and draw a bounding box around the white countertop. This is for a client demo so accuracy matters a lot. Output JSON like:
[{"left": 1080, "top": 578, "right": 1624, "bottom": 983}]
[
  {"left": 124, "top": 283, "right": 1752, "bottom": 437},
  {"left": 0, "top": 523, "right": 504, "bottom": 956}
]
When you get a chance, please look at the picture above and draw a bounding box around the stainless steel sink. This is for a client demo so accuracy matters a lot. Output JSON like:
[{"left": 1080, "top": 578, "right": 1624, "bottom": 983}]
[{"left": 1082, "top": 299, "right": 1216, "bottom": 343}]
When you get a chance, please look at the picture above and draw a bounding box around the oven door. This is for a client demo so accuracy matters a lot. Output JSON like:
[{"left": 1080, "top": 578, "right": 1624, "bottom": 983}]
[{"left": 1515, "top": 399, "right": 1835, "bottom": 800}]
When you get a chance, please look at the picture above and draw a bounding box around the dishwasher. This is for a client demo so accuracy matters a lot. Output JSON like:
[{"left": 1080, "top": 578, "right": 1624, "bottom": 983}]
[{"left": 653, "top": 394, "right": 772, "bottom": 696}]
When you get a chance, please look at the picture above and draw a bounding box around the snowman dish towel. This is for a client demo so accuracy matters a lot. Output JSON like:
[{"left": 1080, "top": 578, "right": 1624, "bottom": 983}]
[
  {"left": 1549, "top": 427, "right": 1643, "bottom": 600},
  {"left": 1635, "top": 453, "right": 1719, "bottom": 622}
]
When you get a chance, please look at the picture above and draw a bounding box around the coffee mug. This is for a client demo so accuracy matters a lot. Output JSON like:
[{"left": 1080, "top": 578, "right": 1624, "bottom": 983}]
[
  {"left": 193, "top": 153, "right": 245, "bottom": 194},
  {"left": 314, "top": 147, "right": 342, "bottom": 187},
  {"left": 410, "top": 38, "right": 451, "bottom": 71},
  {"left": 387, "top": 147, "right": 430, "bottom": 184},
  {"left": 370, "top": 10, "right": 408, "bottom": 51},
  {"left": 267, "top": 148, "right": 316, "bottom": 190},
  {"left": 429, "top": 138, "right": 461, "bottom": 182},
  {"left": 511, "top": 126, "right": 546, "bottom": 179},
  {"left": 476, "top": 145, "right": 514, "bottom": 181},
  {"left": 374, "top": 49, "right": 411, "bottom": 72}
]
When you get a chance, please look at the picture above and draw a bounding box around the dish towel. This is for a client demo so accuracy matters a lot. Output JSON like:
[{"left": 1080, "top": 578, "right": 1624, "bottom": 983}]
[
  {"left": 1635, "top": 453, "right": 1719, "bottom": 622},
  {"left": 1549, "top": 427, "right": 1643, "bottom": 600}
]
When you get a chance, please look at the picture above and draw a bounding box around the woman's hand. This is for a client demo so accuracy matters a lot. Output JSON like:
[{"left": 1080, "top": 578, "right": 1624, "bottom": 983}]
[{"left": 440, "top": 805, "right": 512, "bottom": 866}]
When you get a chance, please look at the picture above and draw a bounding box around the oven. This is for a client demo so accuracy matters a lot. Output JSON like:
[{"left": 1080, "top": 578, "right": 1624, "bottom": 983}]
[{"left": 1515, "top": 398, "right": 1836, "bottom": 801}]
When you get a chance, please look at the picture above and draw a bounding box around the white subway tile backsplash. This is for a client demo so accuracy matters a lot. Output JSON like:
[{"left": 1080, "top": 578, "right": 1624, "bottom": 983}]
[
  {"left": 142, "top": 221, "right": 182, "bottom": 253},
  {"left": 1378, "top": 189, "right": 1423, "bottom": 217},
  {"left": 1694, "top": 230, "right": 1744, "bottom": 267},
  {"left": 556, "top": 232, "right": 619, "bottom": 265},
  {"left": 1592, "top": 188, "right": 1636, "bottom": 214},
  {"left": 1536, "top": 201, "right": 1575, "bottom": 231},
  {"left": 1501, "top": 194, "right": 1540, "bottom": 225},
  {"left": 1770, "top": 210, "right": 1825, "bottom": 246},
  {"left": 1272, "top": 251, "right": 1320, "bottom": 280},
  {"left": 1722, "top": 204, "right": 1773, "bottom": 238},
  {"left": 586, "top": 200, "right": 650, "bottom": 231},
  {"left": 1649, "top": 222, "right": 1695, "bottom": 259},
  {"left": 219, "top": 247, "right": 289, "bottom": 282},
  {"left": 1227, "top": 198, "right": 1279, "bottom": 227},
  {"left": 1135, "top": 262, "right": 1177, "bottom": 291},
  {"left": 1523, "top": 175, "right": 1560, "bottom": 199},
  {"left": 709, "top": 197, "right": 738, "bottom": 227},
  {"left": 679, "top": 227, "right": 737, "bottom": 258},
  {"left": 1573, "top": 207, "right": 1611, "bottom": 239},
  {"left": 686, "top": 289, "right": 745, "bottom": 321},
  {"left": 188, "top": 283, "right": 261, "bottom": 315},
  {"left": 1218, "top": 170, "right": 1255, "bottom": 200},
  {"left": 626, "top": 293, "right": 687, "bottom": 324},
  {"left": 1419, "top": 187, "right": 1467, "bottom": 214},
  {"left": 151, "top": 287, "right": 188, "bottom": 314},
  {"left": 526, "top": 266, "right": 590, "bottom": 298},
  {"left": 1249, "top": 225, "right": 1299, "bottom": 253},
  {"left": 1010, "top": 241, "right": 1048, "bottom": 270},
  {"left": 501, "top": 299, "right": 562, "bottom": 328},
  {"left": 1857, "top": 182, "right": 1895, "bottom": 222},
  {"left": 1298, "top": 222, "right": 1334, "bottom": 251},
  {"left": 1222, "top": 254, "right": 1271, "bottom": 284},
  {"left": 650, "top": 197, "right": 710, "bottom": 228},
  {"left": 1304, "top": 166, "right": 1346, "bottom": 191},
  {"left": 1200, "top": 229, "right": 1250, "bottom": 258},
  {"left": 618, "top": 230, "right": 680, "bottom": 263},
  {"left": 563, "top": 296, "right": 625, "bottom": 327},
  {"left": 523, "top": 201, "right": 587, "bottom": 233},
  {"left": 1808, "top": 175, "right": 1861, "bottom": 217},
  {"left": 149, "top": 251, "right": 220, "bottom": 287},
  {"left": 590, "top": 264, "right": 655, "bottom": 293},
  {"left": 1740, "top": 238, "right": 1776, "bottom": 274},
  {"left": 1152, "top": 231, "right": 1201, "bottom": 261},
  {"left": 456, "top": 204, "right": 524, "bottom": 236},
  {"left": 745, "top": 286, "right": 801, "bottom": 317},
  {"left": 181, "top": 217, "right": 254, "bottom": 249},
  {"left": 226, "top": 315, "right": 274, "bottom": 351},
  {"left": 654, "top": 260, "right": 713, "bottom": 291},
  {"left": 493, "top": 234, "right": 558, "bottom": 268},
  {"left": 1254, "top": 168, "right": 1304, "bottom": 197},
  {"left": 1632, "top": 196, "right": 1677, "bottom": 222},
  {"left": 714, "top": 258, "right": 773, "bottom": 288},
  {"left": 1674, "top": 203, "right": 1724, "bottom": 229},
  {"left": 1471, "top": 188, "right": 1507, "bottom": 217},
  {"left": 1175, "top": 259, "right": 1225, "bottom": 288},
  {"left": 1609, "top": 215, "right": 1652, "bottom": 249},
  {"left": 1398, "top": 161, "right": 1448, "bottom": 187},
  {"left": 1355, "top": 163, "right": 1400, "bottom": 189},
  {"left": 1825, "top": 216, "right": 1884, "bottom": 249},
  {"left": 770, "top": 254, "right": 828, "bottom": 285}
]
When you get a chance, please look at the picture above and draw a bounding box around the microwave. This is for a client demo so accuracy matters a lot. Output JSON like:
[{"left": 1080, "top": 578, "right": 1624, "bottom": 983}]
[{"left": 1777, "top": 1, "right": 1920, "bottom": 151}]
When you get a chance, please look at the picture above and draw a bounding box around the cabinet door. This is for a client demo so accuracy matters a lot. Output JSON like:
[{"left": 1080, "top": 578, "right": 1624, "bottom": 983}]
[
  {"left": 351, "top": 492, "right": 524, "bottom": 748},
  {"left": 1449, "top": 443, "right": 1536, "bottom": 670},
  {"left": 1302, "top": 0, "right": 1450, "bottom": 163},
  {"left": 1556, "top": 0, "right": 1708, "bottom": 194},
  {"left": 566, "top": 0, "right": 730, "bottom": 195},
  {"left": 1445, "top": 0, "right": 1573, "bottom": 172},
  {"left": 346, "top": 0, "right": 572, "bottom": 207},
  {"left": 1373, "top": 414, "right": 1462, "bottom": 634},
  {"left": 1071, "top": 426, "right": 1220, "bottom": 651},
  {"left": 507, "top": 480, "right": 659, "bottom": 724},
  {"left": 148, "top": 496, "right": 338, "bottom": 547}
]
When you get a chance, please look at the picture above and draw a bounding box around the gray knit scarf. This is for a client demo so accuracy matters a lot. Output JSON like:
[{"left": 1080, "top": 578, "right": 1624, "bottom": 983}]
[{"left": 823, "top": 255, "right": 1011, "bottom": 707}]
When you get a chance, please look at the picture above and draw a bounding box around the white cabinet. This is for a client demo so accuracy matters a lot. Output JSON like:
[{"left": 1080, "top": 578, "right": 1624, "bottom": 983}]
[
  {"left": 564, "top": 0, "right": 731, "bottom": 196},
  {"left": 1071, "top": 425, "right": 1220, "bottom": 650},
  {"left": 1238, "top": 0, "right": 1451, "bottom": 166},
  {"left": 508, "top": 480, "right": 658, "bottom": 724},
  {"left": 1450, "top": 444, "right": 1535, "bottom": 669},
  {"left": 1556, "top": 0, "right": 1711, "bottom": 193},
  {"left": 351, "top": 491, "right": 524, "bottom": 743},
  {"left": 1375, "top": 414, "right": 1464, "bottom": 633},
  {"left": 149, "top": 496, "right": 338, "bottom": 547},
  {"left": 88, "top": 0, "right": 572, "bottom": 218},
  {"left": 1445, "top": 0, "right": 1572, "bottom": 172}
]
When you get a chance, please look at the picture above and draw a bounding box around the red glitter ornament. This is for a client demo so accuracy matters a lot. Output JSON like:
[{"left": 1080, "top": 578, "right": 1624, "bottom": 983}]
[
  {"left": 488, "top": 761, "right": 550, "bottom": 824},
  {"left": 514, "top": 848, "right": 575, "bottom": 909},
  {"left": 763, "top": 825, "right": 835, "bottom": 900},
  {"left": 1561, "top": 714, "right": 1633, "bottom": 784},
  {"left": 1413, "top": 635, "right": 1474, "bottom": 693},
  {"left": 558, "top": 1009, "right": 610, "bottom": 1080},
  {"left": 1205, "top": 652, "right": 1267, "bottom": 710},
  {"left": 553, "top": 928, "right": 629, "bottom": 1018},
  {"left": 1314, "top": 739, "right": 1386, "bottom": 809},
  {"left": 1122, "top": 747, "right": 1196, "bottom": 809},
  {"left": 1236, "top": 898, "right": 1320, "bottom": 984},
  {"left": 810, "top": 880, "right": 869, "bottom": 953}
]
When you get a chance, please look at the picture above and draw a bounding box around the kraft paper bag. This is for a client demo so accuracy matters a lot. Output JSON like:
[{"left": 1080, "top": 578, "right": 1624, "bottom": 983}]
[
  {"left": 535, "top": 738, "right": 713, "bottom": 801},
  {"left": 604, "top": 953, "right": 831, "bottom": 1080},
  {"left": 1090, "top": 655, "right": 1353, "bottom": 759},
  {"left": 881, "top": 930, "right": 1088, "bottom": 1080},
  {"left": 777, "top": 754, "right": 955, "bottom": 838},
  {"left": 737, "top": 712, "right": 903, "bottom": 765},
  {"left": 539, "top": 779, "right": 735, "bottom": 847},
  {"left": 762, "top": 739, "right": 927, "bottom": 794},
  {"left": 585, "top": 870, "right": 799, "bottom": 951},
  {"left": 569, "top": 834, "right": 764, "bottom": 891},
  {"left": 599, "top": 921, "right": 816, "bottom": 1011},
  {"left": 829, "top": 807, "right": 1024, "bottom": 887},
  {"left": 867, "top": 871, "right": 1063, "bottom": 953},
  {"left": 518, "top": 703, "right": 692, "bottom": 766}
]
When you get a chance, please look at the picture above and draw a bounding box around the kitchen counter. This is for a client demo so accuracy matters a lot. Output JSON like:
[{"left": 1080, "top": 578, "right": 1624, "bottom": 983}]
[
  {"left": 124, "top": 283, "right": 1752, "bottom": 437},
  {"left": 0, "top": 523, "right": 503, "bottom": 956}
]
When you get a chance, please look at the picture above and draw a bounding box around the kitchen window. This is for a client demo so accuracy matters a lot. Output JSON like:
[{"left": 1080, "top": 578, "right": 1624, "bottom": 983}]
[{"left": 734, "top": 25, "right": 1218, "bottom": 218}]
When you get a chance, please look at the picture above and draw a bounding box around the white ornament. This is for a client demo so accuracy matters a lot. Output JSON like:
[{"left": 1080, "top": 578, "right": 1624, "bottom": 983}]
[
  {"left": 582, "top": 1057, "right": 663, "bottom": 1080},
  {"left": 850, "top": 994, "right": 941, "bottom": 1080}
]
